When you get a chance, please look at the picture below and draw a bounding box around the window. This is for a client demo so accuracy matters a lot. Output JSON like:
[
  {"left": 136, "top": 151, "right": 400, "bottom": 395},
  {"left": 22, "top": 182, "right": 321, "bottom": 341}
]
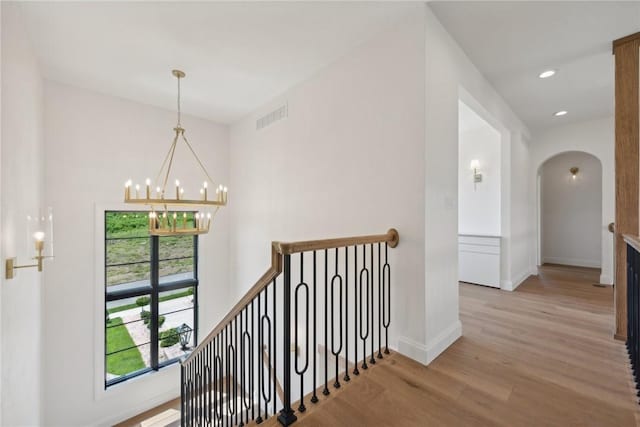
[{"left": 104, "top": 211, "right": 198, "bottom": 388}]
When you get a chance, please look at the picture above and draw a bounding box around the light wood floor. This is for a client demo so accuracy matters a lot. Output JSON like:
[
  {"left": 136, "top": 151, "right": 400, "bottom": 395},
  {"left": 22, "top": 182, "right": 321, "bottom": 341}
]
[
  {"left": 263, "top": 264, "right": 640, "bottom": 426},
  {"left": 122, "top": 265, "right": 640, "bottom": 426}
]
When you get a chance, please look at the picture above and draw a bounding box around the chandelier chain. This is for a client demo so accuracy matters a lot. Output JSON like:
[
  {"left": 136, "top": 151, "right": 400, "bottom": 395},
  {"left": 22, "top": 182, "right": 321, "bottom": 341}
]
[{"left": 177, "top": 74, "right": 181, "bottom": 127}]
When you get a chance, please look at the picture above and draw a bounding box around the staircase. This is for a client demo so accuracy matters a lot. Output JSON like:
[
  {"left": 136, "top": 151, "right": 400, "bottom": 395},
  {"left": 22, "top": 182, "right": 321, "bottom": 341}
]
[{"left": 180, "top": 229, "right": 399, "bottom": 426}]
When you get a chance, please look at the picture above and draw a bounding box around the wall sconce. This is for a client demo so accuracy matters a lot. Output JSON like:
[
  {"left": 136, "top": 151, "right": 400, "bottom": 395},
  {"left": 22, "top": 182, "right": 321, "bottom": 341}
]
[
  {"left": 570, "top": 167, "right": 579, "bottom": 180},
  {"left": 470, "top": 159, "right": 482, "bottom": 184},
  {"left": 5, "top": 208, "right": 54, "bottom": 280}
]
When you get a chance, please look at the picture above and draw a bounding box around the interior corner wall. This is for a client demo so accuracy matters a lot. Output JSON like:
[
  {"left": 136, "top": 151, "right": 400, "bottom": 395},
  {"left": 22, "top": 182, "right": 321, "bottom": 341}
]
[
  {"left": 424, "top": 4, "right": 532, "bottom": 360},
  {"left": 1, "top": 3, "right": 45, "bottom": 425},
  {"left": 42, "top": 82, "right": 230, "bottom": 426},
  {"left": 229, "top": 11, "right": 428, "bottom": 363},
  {"left": 508, "top": 132, "right": 534, "bottom": 289},
  {"left": 530, "top": 116, "right": 614, "bottom": 284}
]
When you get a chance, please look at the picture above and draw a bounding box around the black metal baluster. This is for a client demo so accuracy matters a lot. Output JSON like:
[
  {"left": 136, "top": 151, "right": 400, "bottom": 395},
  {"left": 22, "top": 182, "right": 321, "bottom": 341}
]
[
  {"left": 243, "top": 308, "right": 252, "bottom": 426},
  {"left": 323, "top": 249, "right": 330, "bottom": 396},
  {"left": 311, "top": 251, "right": 319, "bottom": 403},
  {"left": 224, "top": 324, "right": 233, "bottom": 426},
  {"left": 272, "top": 278, "right": 277, "bottom": 417},
  {"left": 181, "top": 364, "right": 185, "bottom": 427},
  {"left": 278, "top": 254, "right": 297, "bottom": 426},
  {"left": 234, "top": 316, "right": 238, "bottom": 427},
  {"left": 262, "top": 287, "right": 273, "bottom": 420},
  {"left": 256, "top": 290, "right": 262, "bottom": 424},
  {"left": 331, "top": 248, "right": 343, "bottom": 389},
  {"left": 369, "top": 243, "right": 375, "bottom": 365},
  {"left": 360, "top": 244, "right": 369, "bottom": 370},
  {"left": 344, "top": 246, "right": 350, "bottom": 382},
  {"left": 353, "top": 245, "right": 359, "bottom": 376},
  {"left": 262, "top": 285, "right": 275, "bottom": 420},
  {"left": 197, "top": 353, "right": 201, "bottom": 426},
  {"left": 214, "top": 338, "right": 219, "bottom": 427},
  {"left": 239, "top": 310, "right": 245, "bottom": 427},
  {"left": 295, "top": 252, "right": 310, "bottom": 412},
  {"left": 377, "top": 243, "right": 383, "bottom": 359},
  {"left": 383, "top": 242, "right": 391, "bottom": 354},
  {"left": 251, "top": 300, "right": 255, "bottom": 422}
]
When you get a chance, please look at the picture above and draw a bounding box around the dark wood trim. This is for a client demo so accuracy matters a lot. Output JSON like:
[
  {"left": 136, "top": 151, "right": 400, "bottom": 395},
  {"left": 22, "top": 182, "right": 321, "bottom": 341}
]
[
  {"left": 613, "top": 35, "right": 640, "bottom": 340},
  {"left": 613, "top": 31, "right": 640, "bottom": 52}
]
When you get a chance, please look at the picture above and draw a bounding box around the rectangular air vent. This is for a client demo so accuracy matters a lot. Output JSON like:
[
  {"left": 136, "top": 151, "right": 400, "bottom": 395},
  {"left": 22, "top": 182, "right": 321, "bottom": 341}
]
[{"left": 256, "top": 104, "right": 288, "bottom": 130}]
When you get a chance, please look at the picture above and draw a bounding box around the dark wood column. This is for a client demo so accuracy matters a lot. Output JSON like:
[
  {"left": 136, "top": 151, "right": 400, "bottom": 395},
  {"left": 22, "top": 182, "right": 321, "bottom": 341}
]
[{"left": 613, "top": 32, "right": 640, "bottom": 340}]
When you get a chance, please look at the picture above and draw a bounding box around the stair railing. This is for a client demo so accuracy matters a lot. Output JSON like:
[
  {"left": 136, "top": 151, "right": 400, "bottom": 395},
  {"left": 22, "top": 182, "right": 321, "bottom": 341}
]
[{"left": 181, "top": 229, "right": 399, "bottom": 426}]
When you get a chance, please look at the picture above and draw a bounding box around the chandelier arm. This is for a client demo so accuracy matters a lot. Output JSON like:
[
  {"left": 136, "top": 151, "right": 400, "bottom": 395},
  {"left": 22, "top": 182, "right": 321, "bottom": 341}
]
[
  {"left": 154, "top": 132, "right": 180, "bottom": 192},
  {"left": 181, "top": 133, "right": 216, "bottom": 186},
  {"left": 160, "top": 131, "right": 181, "bottom": 198}
]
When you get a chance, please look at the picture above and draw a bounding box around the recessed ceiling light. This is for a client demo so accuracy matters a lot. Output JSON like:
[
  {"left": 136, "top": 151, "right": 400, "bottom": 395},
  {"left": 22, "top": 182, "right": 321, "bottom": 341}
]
[
  {"left": 554, "top": 110, "right": 568, "bottom": 117},
  {"left": 539, "top": 70, "right": 556, "bottom": 79}
]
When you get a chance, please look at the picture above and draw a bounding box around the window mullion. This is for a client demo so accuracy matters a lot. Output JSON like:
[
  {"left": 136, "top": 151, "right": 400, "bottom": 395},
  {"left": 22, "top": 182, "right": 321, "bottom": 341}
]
[{"left": 150, "top": 235, "right": 160, "bottom": 371}]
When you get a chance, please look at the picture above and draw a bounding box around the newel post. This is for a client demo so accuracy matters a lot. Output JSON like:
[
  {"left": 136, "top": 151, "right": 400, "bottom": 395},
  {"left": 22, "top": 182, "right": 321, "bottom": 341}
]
[{"left": 278, "top": 254, "right": 297, "bottom": 426}]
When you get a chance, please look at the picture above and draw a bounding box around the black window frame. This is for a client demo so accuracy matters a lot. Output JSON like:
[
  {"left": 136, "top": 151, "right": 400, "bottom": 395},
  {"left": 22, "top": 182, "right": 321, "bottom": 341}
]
[{"left": 104, "top": 210, "right": 199, "bottom": 388}]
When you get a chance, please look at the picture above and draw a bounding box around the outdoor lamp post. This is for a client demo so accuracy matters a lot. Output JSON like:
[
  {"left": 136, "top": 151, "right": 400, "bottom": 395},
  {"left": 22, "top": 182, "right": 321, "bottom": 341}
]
[{"left": 179, "top": 323, "right": 193, "bottom": 350}]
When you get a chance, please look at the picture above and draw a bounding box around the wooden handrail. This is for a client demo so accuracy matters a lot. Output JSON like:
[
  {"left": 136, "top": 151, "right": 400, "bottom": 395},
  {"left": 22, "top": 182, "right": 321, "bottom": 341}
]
[
  {"left": 273, "top": 228, "right": 399, "bottom": 255},
  {"left": 182, "top": 228, "right": 399, "bottom": 365}
]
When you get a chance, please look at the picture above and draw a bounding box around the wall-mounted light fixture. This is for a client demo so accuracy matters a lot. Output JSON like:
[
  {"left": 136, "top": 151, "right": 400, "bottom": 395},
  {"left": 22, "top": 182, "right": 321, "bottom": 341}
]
[
  {"left": 5, "top": 208, "right": 54, "bottom": 280},
  {"left": 470, "top": 159, "right": 482, "bottom": 184},
  {"left": 570, "top": 166, "right": 579, "bottom": 180}
]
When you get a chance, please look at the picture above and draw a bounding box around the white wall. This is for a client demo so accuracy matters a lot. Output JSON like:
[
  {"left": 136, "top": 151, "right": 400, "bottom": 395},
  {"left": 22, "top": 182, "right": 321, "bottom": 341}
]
[
  {"left": 42, "top": 82, "right": 230, "bottom": 426},
  {"left": 424, "top": 4, "right": 532, "bottom": 361},
  {"left": 530, "top": 117, "right": 614, "bottom": 283},
  {"left": 458, "top": 101, "right": 501, "bottom": 236},
  {"left": 229, "top": 10, "right": 427, "bottom": 363},
  {"left": 540, "top": 152, "right": 602, "bottom": 267},
  {"left": 509, "top": 132, "right": 533, "bottom": 288},
  {"left": 1, "top": 3, "right": 45, "bottom": 425}
]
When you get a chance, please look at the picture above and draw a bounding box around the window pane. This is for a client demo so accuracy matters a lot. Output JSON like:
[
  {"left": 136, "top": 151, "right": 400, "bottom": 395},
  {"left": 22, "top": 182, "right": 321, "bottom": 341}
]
[
  {"left": 158, "top": 288, "right": 195, "bottom": 363},
  {"left": 106, "top": 238, "right": 150, "bottom": 266},
  {"left": 159, "top": 235, "right": 194, "bottom": 261},
  {"left": 106, "top": 311, "right": 151, "bottom": 382},
  {"left": 107, "top": 295, "right": 152, "bottom": 316},
  {"left": 107, "top": 264, "right": 150, "bottom": 287},
  {"left": 106, "top": 212, "right": 149, "bottom": 239},
  {"left": 159, "top": 258, "right": 194, "bottom": 284}
]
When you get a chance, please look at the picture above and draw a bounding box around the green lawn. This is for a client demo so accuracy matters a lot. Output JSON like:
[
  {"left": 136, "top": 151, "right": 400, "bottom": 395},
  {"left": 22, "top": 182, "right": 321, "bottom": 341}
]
[
  {"left": 105, "top": 211, "right": 196, "bottom": 286},
  {"left": 106, "top": 317, "right": 145, "bottom": 376}
]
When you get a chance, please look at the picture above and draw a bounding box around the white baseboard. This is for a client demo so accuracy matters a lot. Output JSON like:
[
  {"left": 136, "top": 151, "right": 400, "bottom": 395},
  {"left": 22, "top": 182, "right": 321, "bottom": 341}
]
[
  {"left": 542, "top": 256, "right": 600, "bottom": 269},
  {"left": 501, "top": 270, "right": 531, "bottom": 292},
  {"left": 599, "top": 274, "right": 613, "bottom": 285},
  {"left": 425, "top": 320, "right": 462, "bottom": 364},
  {"left": 397, "top": 336, "right": 429, "bottom": 365},
  {"left": 398, "top": 320, "right": 462, "bottom": 366}
]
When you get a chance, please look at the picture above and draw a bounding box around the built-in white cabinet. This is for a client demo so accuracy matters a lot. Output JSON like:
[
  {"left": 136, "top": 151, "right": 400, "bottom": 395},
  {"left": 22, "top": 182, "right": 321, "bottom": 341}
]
[{"left": 458, "top": 234, "right": 501, "bottom": 288}]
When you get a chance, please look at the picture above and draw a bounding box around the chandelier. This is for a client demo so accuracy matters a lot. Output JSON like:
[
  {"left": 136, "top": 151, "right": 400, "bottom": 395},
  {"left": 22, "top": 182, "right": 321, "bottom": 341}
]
[{"left": 124, "top": 70, "right": 227, "bottom": 236}]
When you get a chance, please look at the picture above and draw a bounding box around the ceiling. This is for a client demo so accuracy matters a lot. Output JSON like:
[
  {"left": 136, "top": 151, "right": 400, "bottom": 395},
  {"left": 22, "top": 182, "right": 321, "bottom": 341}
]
[
  {"left": 429, "top": 1, "right": 640, "bottom": 132},
  {"left": 18, "top": 1, "right": 419, "bottom": 124}
]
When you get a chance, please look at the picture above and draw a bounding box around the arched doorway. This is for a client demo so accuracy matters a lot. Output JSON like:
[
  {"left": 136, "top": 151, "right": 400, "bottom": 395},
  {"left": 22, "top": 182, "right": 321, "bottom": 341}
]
[{"left": 537, "top": 151, "right": 603, "bottom": 271}]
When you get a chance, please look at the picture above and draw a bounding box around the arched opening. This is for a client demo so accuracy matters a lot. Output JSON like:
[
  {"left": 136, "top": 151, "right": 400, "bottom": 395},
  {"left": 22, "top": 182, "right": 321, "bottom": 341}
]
[{"left": 537, "top": 151, "right": 603, "bottom": 272}]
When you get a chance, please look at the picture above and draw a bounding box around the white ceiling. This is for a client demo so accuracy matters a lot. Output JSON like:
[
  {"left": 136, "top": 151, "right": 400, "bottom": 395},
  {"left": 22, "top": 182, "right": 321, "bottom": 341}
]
[
  {"left": 429, "top": 1, "right": 640, "bottom": 132},
  {"left": 18, "top": 1, "right": 419, "bottom": 124}
]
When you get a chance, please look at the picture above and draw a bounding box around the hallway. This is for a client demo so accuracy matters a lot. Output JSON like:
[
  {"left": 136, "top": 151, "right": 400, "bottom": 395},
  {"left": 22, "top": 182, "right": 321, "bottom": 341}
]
[{"left": 275, "top": 265, "right": 640, "bottom": 426}]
